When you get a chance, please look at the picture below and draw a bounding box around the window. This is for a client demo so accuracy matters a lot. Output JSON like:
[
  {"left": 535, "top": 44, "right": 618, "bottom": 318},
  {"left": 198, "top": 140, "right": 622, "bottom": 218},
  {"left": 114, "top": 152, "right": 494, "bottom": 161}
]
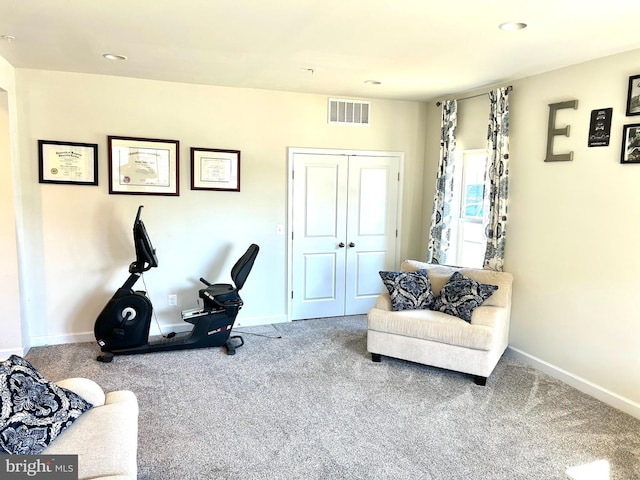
[{"left": 450, "top": 149, "right": 487, "bottom": 268}]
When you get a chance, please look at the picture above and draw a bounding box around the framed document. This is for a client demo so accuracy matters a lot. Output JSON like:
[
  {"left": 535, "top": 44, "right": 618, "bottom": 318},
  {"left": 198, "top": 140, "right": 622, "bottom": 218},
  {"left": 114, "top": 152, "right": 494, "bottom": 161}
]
[
  {"left": 108, "top": 136, "right": 180, "bottom": 195},
  {"left": 190, "top": 148, "right": 240, "bottom": 192},
  {"left": 38, "top": 140, "right": 98, "bottom": 185}
]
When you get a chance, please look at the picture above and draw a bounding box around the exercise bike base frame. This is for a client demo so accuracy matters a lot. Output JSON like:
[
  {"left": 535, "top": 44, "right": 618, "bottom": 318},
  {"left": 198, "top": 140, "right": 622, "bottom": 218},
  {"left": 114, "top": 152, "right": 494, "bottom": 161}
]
[{"left": 97, "top": 307, "right": 245, "bottom": 360}]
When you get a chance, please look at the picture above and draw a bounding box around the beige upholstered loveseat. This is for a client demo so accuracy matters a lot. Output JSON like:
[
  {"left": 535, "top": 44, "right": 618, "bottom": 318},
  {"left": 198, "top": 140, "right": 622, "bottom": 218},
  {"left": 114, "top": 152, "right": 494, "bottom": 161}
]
[{"left": 367, "top": 260, "right": 513, "bottom": 385}]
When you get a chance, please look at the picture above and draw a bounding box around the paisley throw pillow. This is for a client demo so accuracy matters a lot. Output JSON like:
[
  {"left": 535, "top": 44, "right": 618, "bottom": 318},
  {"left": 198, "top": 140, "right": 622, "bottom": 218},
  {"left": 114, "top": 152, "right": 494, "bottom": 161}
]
[{"left": 379, "top": 269, "right": 435, "bottom": 311}]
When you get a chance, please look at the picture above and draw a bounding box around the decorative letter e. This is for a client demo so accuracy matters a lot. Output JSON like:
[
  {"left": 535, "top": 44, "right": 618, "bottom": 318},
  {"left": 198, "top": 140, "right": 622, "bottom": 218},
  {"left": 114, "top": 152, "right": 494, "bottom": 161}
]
[{"left": 545, "top": 100, "right": 578, "bottom": 162}]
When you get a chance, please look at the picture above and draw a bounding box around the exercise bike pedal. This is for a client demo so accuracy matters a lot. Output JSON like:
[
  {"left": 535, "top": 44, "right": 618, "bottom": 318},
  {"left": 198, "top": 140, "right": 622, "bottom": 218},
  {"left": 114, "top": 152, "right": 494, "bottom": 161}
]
[
  {"left": 225, "top": 335, "right": 244, "bottom": 355},
  {"left": 96, "top": 352, "right": 114, "bottom": 363}
]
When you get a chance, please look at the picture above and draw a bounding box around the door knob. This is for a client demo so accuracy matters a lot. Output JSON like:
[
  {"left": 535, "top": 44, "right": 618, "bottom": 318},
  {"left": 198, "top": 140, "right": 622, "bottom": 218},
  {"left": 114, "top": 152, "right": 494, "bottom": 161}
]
[
  {"left": 349, "top": 242, "right": 356, "bottom": 247},
  {"left": 338, "top": 242, "right": 345, "bottom": 248}
]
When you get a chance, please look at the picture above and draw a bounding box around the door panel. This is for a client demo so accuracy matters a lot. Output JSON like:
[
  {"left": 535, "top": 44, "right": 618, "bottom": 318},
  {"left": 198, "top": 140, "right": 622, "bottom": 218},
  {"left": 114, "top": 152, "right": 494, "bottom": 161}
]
[
  {"left": 358, "top": 169, "right": 389, "bottom": 235},
  {"left": 302, "top": 253, "right": 338, "bottom": 301},
  {"left": 305, "top": 165, "right": 340, "bottom": 237},
  {"left": 353, "top": 250, "right": 387, "bottom": 297}
]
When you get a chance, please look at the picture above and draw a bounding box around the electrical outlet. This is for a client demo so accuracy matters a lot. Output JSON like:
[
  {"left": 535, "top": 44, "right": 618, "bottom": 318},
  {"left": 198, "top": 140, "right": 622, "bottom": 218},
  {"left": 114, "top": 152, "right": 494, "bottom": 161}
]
[{"left": 168, "top": 294, "right": 177, "bottom": 306}]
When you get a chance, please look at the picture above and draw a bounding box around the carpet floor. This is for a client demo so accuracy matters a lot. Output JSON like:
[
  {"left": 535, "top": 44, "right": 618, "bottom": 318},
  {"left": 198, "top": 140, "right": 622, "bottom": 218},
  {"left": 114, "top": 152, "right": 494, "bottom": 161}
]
[{"left": 26, "top": 315, "right": 640, "bottom": 480}]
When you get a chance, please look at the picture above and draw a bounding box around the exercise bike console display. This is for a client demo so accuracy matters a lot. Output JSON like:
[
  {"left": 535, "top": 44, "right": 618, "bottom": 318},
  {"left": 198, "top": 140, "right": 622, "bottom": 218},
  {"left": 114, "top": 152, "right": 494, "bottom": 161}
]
[
  {"left": 94, "top": 205, "right": 259, "bottom": 362},
  {"left": 130, "top": 205, "right": 158, "bottom": 274}
]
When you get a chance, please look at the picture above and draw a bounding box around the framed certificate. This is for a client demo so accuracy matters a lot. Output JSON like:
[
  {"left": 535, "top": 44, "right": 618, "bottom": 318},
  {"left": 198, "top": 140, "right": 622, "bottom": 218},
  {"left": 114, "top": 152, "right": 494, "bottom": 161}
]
[
  {"left": 38, "top": 140, "right": 98, "bottom": 185},
  {"left": 190, "top": 147, "right": 240, "bottom": 192},
  {"left": 108, "top": 136, "right": 180, "bottom": 195}
]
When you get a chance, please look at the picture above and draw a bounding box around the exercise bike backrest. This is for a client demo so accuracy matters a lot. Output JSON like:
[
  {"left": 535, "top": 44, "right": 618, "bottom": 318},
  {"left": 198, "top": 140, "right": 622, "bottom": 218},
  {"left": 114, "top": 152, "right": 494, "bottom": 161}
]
[
  {"left": 231, "top": 243, "right": 260, "bottom": 290},
  {"left": 198, "top": 243, "right": 259, "bottom": 310},
  {"left": 129, "top": 205, "right": 158, "bottom": 274}
]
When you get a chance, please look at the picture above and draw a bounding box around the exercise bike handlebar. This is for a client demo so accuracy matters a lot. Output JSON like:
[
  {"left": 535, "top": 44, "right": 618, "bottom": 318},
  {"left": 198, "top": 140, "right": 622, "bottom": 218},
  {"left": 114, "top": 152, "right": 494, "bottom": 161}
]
[{"left": 200, "top": 277, "right": 212, "bottom": 286}]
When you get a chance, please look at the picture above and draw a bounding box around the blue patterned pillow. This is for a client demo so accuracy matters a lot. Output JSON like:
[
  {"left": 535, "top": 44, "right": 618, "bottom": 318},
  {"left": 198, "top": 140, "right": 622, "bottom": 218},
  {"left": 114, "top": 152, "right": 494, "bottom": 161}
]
[
  {"left": 379, "top": 269, "right": 435, "bottom": 311},
  {"left": 0, "top": 355, "right": 93, "bottom": 455},
  {"left": 432, "top": 271, "right": 498, "bottom": 322}
]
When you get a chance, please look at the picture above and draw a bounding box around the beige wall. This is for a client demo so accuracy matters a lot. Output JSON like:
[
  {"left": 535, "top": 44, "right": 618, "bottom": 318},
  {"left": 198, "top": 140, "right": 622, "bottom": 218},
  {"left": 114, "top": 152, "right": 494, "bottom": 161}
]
[
  {"left": 10, "top": 68, "right": 427, "bottom": 347},
  {"left": 424, "top": 49, "right": 640, "bottom": 416},
  {"left": 507, "top": 50, "right": 640, "bottom": 413}
]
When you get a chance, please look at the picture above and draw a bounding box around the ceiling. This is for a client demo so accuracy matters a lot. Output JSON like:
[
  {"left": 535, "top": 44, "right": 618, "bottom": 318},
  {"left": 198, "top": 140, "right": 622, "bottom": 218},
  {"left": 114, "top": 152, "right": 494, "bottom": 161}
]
[{"left": 1, "top": 0, "right": 640, "bottom": 102}]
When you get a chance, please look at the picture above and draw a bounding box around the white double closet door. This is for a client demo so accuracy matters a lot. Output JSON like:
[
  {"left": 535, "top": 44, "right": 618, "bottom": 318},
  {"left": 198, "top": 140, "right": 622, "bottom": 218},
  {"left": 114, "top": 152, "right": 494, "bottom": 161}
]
[{"left": 289, "top": 149, "right": 401, "bottom": 320}]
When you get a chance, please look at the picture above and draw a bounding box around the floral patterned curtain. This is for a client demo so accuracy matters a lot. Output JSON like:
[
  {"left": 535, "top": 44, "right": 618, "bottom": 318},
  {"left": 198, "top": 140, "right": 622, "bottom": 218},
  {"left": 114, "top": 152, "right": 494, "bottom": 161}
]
[
  {"left": 482, "top": 87, "right": 510, "bottom": 271},
  {"left": 427, "top": 100, "right": 457, "bottom": 264}
]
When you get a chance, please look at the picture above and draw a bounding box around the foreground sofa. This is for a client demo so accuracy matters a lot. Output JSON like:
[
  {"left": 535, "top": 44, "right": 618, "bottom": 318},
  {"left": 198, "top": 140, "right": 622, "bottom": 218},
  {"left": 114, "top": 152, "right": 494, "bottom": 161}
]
[
  {"left": 46, "top": 378, "right": 139, "bottom": 480},
  {"left": 367, "top": 260, "right": 513, "bottom": 385}
]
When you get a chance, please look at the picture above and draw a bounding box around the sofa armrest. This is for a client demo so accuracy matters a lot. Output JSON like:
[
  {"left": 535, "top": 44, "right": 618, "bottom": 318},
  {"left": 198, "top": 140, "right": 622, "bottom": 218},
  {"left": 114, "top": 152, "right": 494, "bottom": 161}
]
[
  {"left": 374, "top": 292, "right": 392, "bottom": 311},
  {"left": 46, "top": 389, "right": 139, "bottom": 480},
  {"left": 105, "top": 390, "right": 138, "bottom": 406},
  {"left": 55, "top": 378, "right": 106, "bottom": 407}
]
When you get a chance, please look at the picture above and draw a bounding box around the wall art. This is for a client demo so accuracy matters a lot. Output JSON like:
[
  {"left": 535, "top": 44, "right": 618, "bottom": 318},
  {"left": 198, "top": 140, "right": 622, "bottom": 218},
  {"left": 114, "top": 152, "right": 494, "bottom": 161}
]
[
  {"left": 620, "top": 123, "right": 640, "bottom": 163},
  {"left": 108, "top": 136, "right": 180, "bottom": 195},
  {"left": 190, "top": 147, "right": 240, "bottom": 192},
  {"left": 587, "top": 108, "right": 612, "bottom": 147},
  {"left": 626, "top": 74, "right": 640, "bottom": 116},
  {"left": 38, "top": 140, "right": 98, "bottom": 185}
]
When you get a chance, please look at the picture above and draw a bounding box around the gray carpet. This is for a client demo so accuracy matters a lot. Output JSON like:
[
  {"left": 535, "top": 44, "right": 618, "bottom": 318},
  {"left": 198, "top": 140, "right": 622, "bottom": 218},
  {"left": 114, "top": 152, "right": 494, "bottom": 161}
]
[{"left": 26, "top": 315, "right": 640, "bottom": 480}]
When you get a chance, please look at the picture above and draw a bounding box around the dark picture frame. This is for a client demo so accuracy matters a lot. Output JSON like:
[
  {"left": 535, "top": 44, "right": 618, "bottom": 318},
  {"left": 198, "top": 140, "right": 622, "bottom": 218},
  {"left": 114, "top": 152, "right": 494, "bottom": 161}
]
[
  {"left": 620, "top": 123, "right": 640, "bottom": 164},
  {"left": 38, "top": 140, "right": 98, "bottom": 185},
  {"left": 190, "top": 147, "right": 241, "bottom": 192},
  {"left": 626, "top": 74, "right": 640, "bottom": 116},
  {"left": 108, "top": 136, "right": 180, "bottom": 195}
]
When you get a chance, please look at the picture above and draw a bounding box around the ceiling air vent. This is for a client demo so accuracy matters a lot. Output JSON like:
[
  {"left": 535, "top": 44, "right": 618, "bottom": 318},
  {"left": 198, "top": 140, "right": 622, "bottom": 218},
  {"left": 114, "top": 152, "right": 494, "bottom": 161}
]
[{"left": 328, "top": 98, "right": 370, "bottom": 125}]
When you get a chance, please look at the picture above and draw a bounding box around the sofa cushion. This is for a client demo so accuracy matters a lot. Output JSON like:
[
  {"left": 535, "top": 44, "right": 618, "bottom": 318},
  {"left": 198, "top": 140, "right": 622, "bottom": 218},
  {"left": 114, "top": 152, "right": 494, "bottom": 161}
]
[
  {"left": 367, "top": 306, "right": 503, "bottom": 351},
  {"left": 432, "top": 271, "right": 498, "bottom": 322},
  {"left": 0, "top": 355, "right": 93, "bottom": 455},
  {"left": 379, "top": 269, "right": 435, "bottom": 311}
]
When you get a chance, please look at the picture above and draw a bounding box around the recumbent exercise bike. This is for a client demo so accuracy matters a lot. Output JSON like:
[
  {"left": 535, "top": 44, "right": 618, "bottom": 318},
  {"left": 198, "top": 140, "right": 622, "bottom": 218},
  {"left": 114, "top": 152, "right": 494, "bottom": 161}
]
[{"left": 94, "top": 206, "right": 259, "bottom": 362}]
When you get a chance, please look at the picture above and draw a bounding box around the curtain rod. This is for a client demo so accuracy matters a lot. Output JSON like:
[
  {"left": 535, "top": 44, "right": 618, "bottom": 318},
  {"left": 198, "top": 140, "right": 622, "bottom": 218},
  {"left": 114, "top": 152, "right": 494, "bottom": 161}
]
[{"left": 435, "top": 85, "right": 512, "bottom": 107}]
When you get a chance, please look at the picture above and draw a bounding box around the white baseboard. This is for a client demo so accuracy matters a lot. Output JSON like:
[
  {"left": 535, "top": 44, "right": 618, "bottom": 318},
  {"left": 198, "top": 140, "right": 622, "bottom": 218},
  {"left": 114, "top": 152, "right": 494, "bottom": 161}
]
[
  {"left": 235, "top": 313, "right": 289, "bottom": 328},
  {"left": 30, "top": 332, "right": 95, "bottom": 348},
  {"left": 506, "top": 347, "right": 640, "bottom": 420},
  {"left": 0, "top": 346, "right": 29, "bottom": 360}
]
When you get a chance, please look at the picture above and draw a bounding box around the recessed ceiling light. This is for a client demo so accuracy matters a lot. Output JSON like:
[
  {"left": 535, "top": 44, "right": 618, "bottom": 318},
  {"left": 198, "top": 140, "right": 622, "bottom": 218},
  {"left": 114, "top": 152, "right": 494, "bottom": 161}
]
[
  {"left": 365, "top": 80, "right": 381, "bottom": 85},
  {"left": 103, "top": 53, "right": 128, "bottom": 61},
  {"left": 499, "top": 22, "right": 527, "bottom": 31}
]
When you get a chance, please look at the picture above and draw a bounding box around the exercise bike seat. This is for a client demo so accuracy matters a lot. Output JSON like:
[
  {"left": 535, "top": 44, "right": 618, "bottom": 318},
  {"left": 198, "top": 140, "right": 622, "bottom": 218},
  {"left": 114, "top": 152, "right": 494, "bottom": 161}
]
[
  {"left": 200, "top": 283, "right": 239, "bottom": 308},
  {"left": 199, "top": 244, "right": 259, "bottom": 310}
]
